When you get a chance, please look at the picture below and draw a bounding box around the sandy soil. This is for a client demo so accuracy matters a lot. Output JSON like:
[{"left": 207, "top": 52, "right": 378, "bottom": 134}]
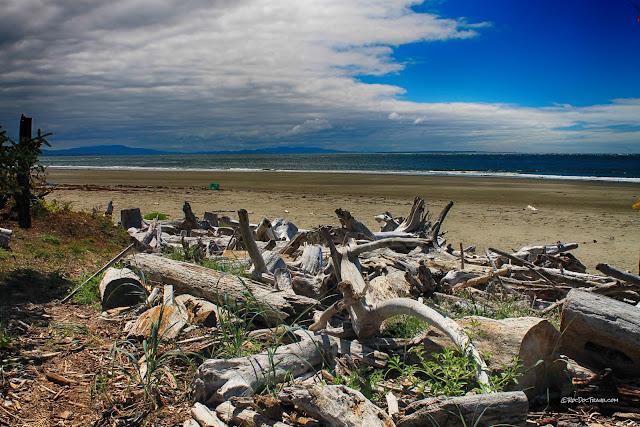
[{"left": 45, "top": 169, "right": 640, "bottom": 274}]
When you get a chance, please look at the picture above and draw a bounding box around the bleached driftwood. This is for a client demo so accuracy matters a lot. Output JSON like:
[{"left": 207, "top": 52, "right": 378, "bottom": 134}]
[
  {"left": 175, "top": 294, "right": 237, "bottom": 327},
  {"left": 124, "top": 253, "right": 318, "bottom": 323},
  {"left": 317, "top": 228, "right": 493, "bottom": 390},
  {"left": 216, "top": 401, "right": 291, "bottom": 427},
  {"left": 0, "top": 227, "right": 12, "bottom": 248},
  {"left": 560, "top": 289, "right": 640, "bottom": 376},
  {"left": 191, "top": 402, "right": 227, "bottom": 427},
  {"left": 513, "top": 242, "right": 579, "bottom": 262},
  {"left": 452, "top": 266, "right": 512, "bottom": 293},
  {"left": 193, "top": 331, "right": 337, "bottom": 404},
  {"left": 238, "top": 209, "right": 268, "bottom": 276},
  {"left": 127, "top": 285, "right": 188, "bottom": 339},
  {"left": 596, "top": 263, "right": 640, "bottom": 287},
  {"left": 374, "top": 211, "right": 400, "bottom": 232},
  {"left": 298, "top": 245, "right": 323, "bottom": 275},
  {"left": 278, "top": 384, "right": 395, "bottom": 427},
  {"left": 99, "top": 267, "right": 145, "bottom": 309},
  {"left": 335, "top": 208, "right": 376, "bottom": 241},
  {"left": 271, "top": 218, "right": 298, "bottom": 241},
  {"left": 395, "top": 196, "right": 426, "bottom": 234},
  {"left": 256, "top": 218, "right": 277, "bottom": 242},
  {"left": 397, "top": 391, "right": 528, "bottom": 427}
]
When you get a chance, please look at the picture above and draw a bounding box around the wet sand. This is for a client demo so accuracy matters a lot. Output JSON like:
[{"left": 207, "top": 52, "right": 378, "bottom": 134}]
[{"left": 45, "top": 169, "right": 640, "bottom": 274}]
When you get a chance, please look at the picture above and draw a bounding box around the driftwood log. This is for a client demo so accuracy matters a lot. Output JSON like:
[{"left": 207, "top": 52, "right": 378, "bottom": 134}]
[
  {"left": 126, "top": 285, "right": 188, "bottom": 339},
  {"left": 397, "top": 391, "right": 529, "bottom": 427},
  {"left": 120, "top": 208, "right": 143, "bottom": 229},
  {"left": 98, "top": 267, "right": 145, "bottom": 310},
  {"left": 278, "top": 384, "right": 394, "bottom": 427},
  {"left": 560, "top": 289, "right": 640, "bottom": 376},
  {"left": 216, "top": 400, "right": 291, "bottom": 427},
  {"left": 124, "top": 253, "right": 319, "bottom": 323},
  {"left": 192, "top": 331, "right": 337, "bottom": 404},
  {"left": 0, "top": 227, "right": 12, "bottom": 247}
]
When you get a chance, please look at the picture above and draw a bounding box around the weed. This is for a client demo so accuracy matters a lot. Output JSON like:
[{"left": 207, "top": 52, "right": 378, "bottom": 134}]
[
  {"left": 0, "top": 322, "right": 12, "bottom": 349},
  {"left": 383, "top": 314, "right": 430, "bottom": 339},
  {"left": 72, "top": 273, "right": 104, "bottom": 305},
  {"left": 0, "top": 248, "right": 10, "bottom": 261}
]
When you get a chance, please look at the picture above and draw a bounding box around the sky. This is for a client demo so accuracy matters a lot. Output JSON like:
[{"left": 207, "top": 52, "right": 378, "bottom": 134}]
[{"left": 1, "top": 0, "right": 640, "bottom": 153}]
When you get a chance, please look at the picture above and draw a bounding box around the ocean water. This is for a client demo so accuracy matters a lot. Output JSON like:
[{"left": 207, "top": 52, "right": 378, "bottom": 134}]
[{"left": 39, "top": 153, "right": 640, "bottom": 183}]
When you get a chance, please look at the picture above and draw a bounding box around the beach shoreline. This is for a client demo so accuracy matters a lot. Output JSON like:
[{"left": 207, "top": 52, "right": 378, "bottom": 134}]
[{"left": 45, "top": 169, "right": 640, "bottom": 274}]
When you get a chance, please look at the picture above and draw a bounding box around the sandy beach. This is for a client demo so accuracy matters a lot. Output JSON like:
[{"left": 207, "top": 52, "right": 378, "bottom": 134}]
[{"left": 45, "top": 169, "right": 640, "bottom": 274}]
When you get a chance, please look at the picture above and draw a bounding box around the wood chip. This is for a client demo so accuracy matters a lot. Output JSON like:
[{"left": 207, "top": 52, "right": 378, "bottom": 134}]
[{"left": 45, "top": 371, "right": 73, "bottom": 387}]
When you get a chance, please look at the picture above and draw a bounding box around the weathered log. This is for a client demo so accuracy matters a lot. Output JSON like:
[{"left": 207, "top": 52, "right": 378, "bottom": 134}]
[
  {"left": 124, "top": 253, "right": 319, "bottom": 323},
  {"left": 279, "top": 231, "right": 309, "bottom": 255},
  {"left": 120, "top": 208, "right": 143, "bottom": 229},
  {"left": 0, "top": 227, "right": 13, "bottom": 248},
  {"left": 560, "top": 289, "right": 640, "bottom": 376},
  {"left": 238, "top": 209, "right": 268, "bottom": 276},
  {"left": 427, "top": 201, "right": 453, "bottom": 247},
  {"left": 278, "top": 384, "right": 395, "bottom": 427},
  {"left": 271, "top": 218, "right": 298, "bottom": 241},
  {"left": 191, "top": 402, "right": 227, "bottom": 427},
  {"left": 216, "top": 401, "right": 291, "bottom": 427},
  {"left": 263, "top": 250, "right": 287, "bottom": 274},
  {"left": 398, "top": 391, "right": 529, "bottom": 427},
  {"left": 99, "top": 267, "right": 145, "bottom": 310},
  {"left": 126, "top": 285, "right": 188, "bottom": 339},
  {"left": 192, "top": 331, "right": 337, "bottom": 404},
  {"left": 299, "top": 245, "right": 323, "bottom": 275},
  {"left": 181, "top": 201, "right": 199, "bottom": 230},
  {"left": 514, "top": 242, "right": 579, "bottom": 262},
  {"left": 368, "top": 267, "right": 412, "bottom": 302},
  {"left": 452, "top": 266, "right": 512, "bottom": 294},
  {"left": 175, "top": 294, "right": 237, "bottom": 327},
  {"left": 395, "top": 196, "right": 426, "bottom": 234},
  {"left": 104, "top": 200, "right": 113, "bottom": 216},
  {"left": 273, "top": 268, "right": 294, "bottom": 293},
  {"left": 335, "top": 208, "right": 376, "bottom": 241},
  {"left": 204, "top": 212, "right": 220, "bottom": 227},
  {"left": 596, "top": 263, "right": 640, "bottom": 287}
]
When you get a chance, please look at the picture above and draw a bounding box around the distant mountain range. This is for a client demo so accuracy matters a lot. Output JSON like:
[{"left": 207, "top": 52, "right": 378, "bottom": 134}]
[{"left": 42, "top": 144, "right": 345, "bottom": 156}]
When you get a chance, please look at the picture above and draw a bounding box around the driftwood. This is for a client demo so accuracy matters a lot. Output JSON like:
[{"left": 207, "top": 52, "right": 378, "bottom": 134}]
[
  {"left": 216, "top": 401, "right": 291, "bottom": 427},
  {"left": 374, "top": 211, "right": 400, "bottom": 232},
  {"left": 256, "top": 218, "right": 277, "bottom": 242},
  {"left": 560, "top": 289, "right": 640, "bottom": 376},
  {"left": 395, "top": 196, "right": 426, "bottom": 234},
  {"left": 0, "top": 227, "right": 12, "bottom": 247},
  {"left": 175, "top": 294, "right": 236, "bottom": 327},
  {"left": 398, "top": 391, "right": 529, "bottom": 427},
  {"left": 104, "top": 200, "right": 113, "bottom": 216},
  {"left": 596, "top": 263, "right": 640, "bottom": 287},
  {"left": 298, "top": 245, "right": 323, "bottom": 275},
  {"left": 271, "top": 218, "right": 298, "bottom": 241},
  {"left": 124, "top": 253, "right": 318, "bottom": 323},
  {"left": 204, "top": 212, "right": 220, "bottom": 227},
  {"left": 98, "top": 267, "right": 145, "bottom": 310},
  {"left": 191, "top": 402, "right": 227, "bottom": 427},
  {"left": 278, "top": 384, "right": 394, "bottom": 427},
  {"left": 428, "top": 316, "right": 563, "bottom": 398},
  {"left": 513, "top": 242, "right": 579, "bottom": 262},
  {"left": 452, "top": 266, "right": 511, "bottom": 294},
  {"left": 192, "top": 331, "right": 337, "bottom": 404},
  {"left": 121, "top": 208, "right": 143, "bottom": 229},
  {"left": 335, "top": 208, "right": 376, "bottom": 240},
  {"left": 126, "top": 285, "right": 188, "bottom": 339}
]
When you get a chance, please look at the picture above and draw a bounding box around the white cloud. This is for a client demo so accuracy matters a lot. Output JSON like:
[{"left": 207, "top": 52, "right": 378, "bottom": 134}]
[{"left": 0, "top": 0, "right": 638, "bottom": 153}]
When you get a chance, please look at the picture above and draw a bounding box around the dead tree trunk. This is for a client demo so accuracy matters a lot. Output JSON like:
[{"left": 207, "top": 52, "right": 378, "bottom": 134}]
[
  {"left": 560, "top": 289, "right": 640, "bottom": 376},
  {"left": 278, "top": 384, "right": 395, "bottom": 427},
  {"left": 124, "top": 253, "right": 318, "bottom": 323},
  {"left": 398, "top": 391, "right": 529, "bottom": 427}
]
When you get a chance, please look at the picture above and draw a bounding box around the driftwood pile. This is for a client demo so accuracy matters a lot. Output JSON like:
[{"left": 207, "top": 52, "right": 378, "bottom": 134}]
[{"left": 94, "top": 197, "right": 640, "bottom": 426}]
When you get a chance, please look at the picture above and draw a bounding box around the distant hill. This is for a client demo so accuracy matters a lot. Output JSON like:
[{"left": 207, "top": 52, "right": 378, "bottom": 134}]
[{"left": 42, "top": 145, "right": 345, "bottom": 156}]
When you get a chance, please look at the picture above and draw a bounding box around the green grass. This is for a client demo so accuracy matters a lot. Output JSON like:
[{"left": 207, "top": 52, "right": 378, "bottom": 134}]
[
  {"left": 0, "top": 321, "right": 12, "bottom": 349},
  {"left": 382, "top": 314, "right": 430, "bottom": 339},
  {"left": 38, "top": 233, "right": 62, "bottom": 245},
  {"left": 72, "top": 274, "right": 104, "bottom": 305},
  {"left": 143, "top": 212, "right": 168, "bottom": 220}
]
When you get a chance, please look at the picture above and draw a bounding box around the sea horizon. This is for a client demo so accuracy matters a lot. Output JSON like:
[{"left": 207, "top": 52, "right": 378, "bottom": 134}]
[{"left": 40, "top": 152, "right": 640, "bottom": 183}]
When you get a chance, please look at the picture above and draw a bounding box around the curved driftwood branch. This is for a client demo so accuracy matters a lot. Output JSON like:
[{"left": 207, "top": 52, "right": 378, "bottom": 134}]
[
  {"left": 238, "top": 209, "right": 268, "bottom": 276},
  {"left": 427, "top": 201, "right": 453, "bottom": 246}
]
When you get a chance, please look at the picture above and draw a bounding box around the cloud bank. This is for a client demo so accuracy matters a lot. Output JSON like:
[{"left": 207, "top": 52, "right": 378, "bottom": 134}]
[{"left": 0, "top": 0, "right": 638, "bottom": 153}]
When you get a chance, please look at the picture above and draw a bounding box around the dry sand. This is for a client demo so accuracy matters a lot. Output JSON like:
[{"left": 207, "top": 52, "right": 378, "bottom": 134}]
[{"left": 45, "top": 169, "right": 640, "bottom": 274}]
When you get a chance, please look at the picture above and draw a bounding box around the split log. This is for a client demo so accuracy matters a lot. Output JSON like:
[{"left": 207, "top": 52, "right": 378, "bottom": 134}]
[
  {"left": 120, "top": 208, "right": 143, "bottom": 229},
  {"left": 99, "top": 267, "right": 146, "bottom": 310},
  {"left": 216, "top": 401, "right": 291, "bottom": 427},
  {"left": 0, "top": 227, "right": 12, "bottom": 247},
  {"left": 124, "top": 253, "right": 319, "bottom": 323},
  {"left": 271, "top": 218, "right": 298, "bottom": 241},
  {"left": 126, "top": 285, "right": 188, "bottom": 339},
  {"left": 192, "top": 331, "right": 337, "bottom": 404},
  {"left": 398, "top": 391, "right": 529, "bottom": 427},
  {"left": 560, "top": 289, "right": 640, "bottom": 376},
  {"left": 299, "top": 245, "right": 323, "bottom": 275},
  {"left": 191, "top": 402, "right": 227, "bottom": 427},
  {"left": 335, "top": 208, "right": 376, "bottom": 241},
  {"left": 278, "top": 384, "right": 395, "bottom": 427}
]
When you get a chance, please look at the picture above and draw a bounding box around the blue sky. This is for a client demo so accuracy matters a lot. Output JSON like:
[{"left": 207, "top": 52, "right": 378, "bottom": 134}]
[{"left": 1, "top": 0, "right": 639, "bottom": 153}]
